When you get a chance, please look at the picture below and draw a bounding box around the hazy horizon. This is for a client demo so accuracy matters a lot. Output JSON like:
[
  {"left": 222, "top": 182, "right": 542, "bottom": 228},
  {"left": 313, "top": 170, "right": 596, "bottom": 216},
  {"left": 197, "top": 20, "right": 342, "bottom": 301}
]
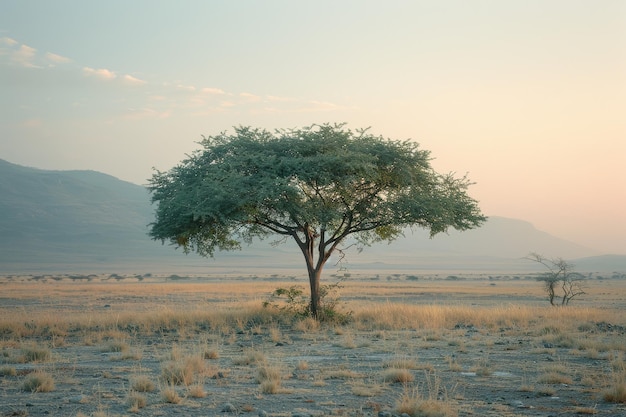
[{"left": 1, "top": 1, "right": 624, "bottom": 253}]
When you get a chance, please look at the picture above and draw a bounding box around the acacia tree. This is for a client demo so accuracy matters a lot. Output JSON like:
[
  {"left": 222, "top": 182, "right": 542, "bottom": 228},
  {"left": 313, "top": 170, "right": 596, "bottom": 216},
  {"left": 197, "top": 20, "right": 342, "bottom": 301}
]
[
  {"left": 148, "top": 124, "right": 486, "bottom": 318},
  {"left": 526, "top": 252, "right": 586, "bottom": 306}
]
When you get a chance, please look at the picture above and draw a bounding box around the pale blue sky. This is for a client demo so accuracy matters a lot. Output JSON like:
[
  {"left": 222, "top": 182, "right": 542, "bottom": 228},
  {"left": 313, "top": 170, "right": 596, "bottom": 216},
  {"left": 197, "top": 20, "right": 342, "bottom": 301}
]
[{"left": 1, "top": 1, "right": 625, "bottom": 253}]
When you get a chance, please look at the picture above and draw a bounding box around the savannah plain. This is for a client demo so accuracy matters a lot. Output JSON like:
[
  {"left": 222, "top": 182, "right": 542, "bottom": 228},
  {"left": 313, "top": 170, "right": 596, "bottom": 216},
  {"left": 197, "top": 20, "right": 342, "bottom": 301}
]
[{"left": 1, "top": 271, "right": 625, "bottom": 417}]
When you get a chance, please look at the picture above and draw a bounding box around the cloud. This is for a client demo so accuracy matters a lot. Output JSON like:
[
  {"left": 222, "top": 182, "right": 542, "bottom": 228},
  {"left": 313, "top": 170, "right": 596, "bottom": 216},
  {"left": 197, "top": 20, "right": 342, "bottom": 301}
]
[
  {"left": 122, "top": 74, "right": 146, "bottom": 86},
  {"left": 123, "top": 107, "right": 171, "bottom": 120},
  {"left": 176, "top": 84, "right": 196, "bottom": 92},
  {"left": 83, "top": 66, "right": 117, "bottom": 80},
  {"left": 12, "top": 44, "right": 38, "bottom": 68},
  {"left": 45, "top": 52, "right": 71, "bottom": 65},
  {"left": 201, "top": 87, "right": 226, "bottom": 95},
  {"left": 239, "top": 92, "right": 261, "bottom": 102},
  {"left": 0, "top": 37, "right": 18, "bottom": 47}
]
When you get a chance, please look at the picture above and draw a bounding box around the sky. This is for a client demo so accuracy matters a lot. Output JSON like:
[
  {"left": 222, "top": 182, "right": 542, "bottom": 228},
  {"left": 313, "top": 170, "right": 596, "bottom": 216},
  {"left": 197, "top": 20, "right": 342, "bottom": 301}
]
[{"left": 1, "top": 1, "right": 625, "bottom": 254}]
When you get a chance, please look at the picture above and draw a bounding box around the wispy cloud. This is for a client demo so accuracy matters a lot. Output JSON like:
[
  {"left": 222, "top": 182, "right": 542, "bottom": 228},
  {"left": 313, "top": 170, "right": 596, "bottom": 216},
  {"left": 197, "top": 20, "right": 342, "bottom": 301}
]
[
  {"left": 200, "top": 87, "right": 226, "bottom": 95},
  {"left": 239, "top": 92, "right": 261, "bottom": 102},
  {"left": 122, "top": 74, "right": 146, "bottom": 86},
  {"left": 0, "top": 37, "right": 18, "bottom": 46},
  {"left": 12, "top": 44, "right": 38, "bottom": 68},
  {"left": 45, "top": 52, "right": 71, "bottom": 65},
  {"left": 176, "top": 84, "right": 196, "bottom": 92},
  {"left": 2, "top": 36, "right": 346, "bottom": 122},
  {"left": 83, "top": 66, "right": 117, "bottom": 80},
  {"left": 122, "top": 107, "right": 171, "bottom": 120}
]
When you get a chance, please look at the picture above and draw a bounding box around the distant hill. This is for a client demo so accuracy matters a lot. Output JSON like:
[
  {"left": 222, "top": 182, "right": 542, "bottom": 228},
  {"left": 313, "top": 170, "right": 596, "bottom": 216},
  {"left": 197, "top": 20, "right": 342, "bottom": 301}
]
[{"left": 0, "top": 159, "right": 620, "bottom": 274}]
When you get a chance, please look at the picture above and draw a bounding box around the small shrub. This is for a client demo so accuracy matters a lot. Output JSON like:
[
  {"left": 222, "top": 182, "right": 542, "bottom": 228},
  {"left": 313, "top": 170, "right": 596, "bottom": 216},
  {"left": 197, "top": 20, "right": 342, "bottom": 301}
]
[
  {"left": 161, "top": 386, "right": 182, "bottom": 404},
  {"left": 382, "top": 368, "right": 415, "bottom": 384},
  {"left": 131, "top": 375, "right": 155, "bottom": 392},
  {"left": 188, "top": 382, "right": 207, "bottom": 398},
  {"left": 102, "top": 340, "right": 129, "bottom": 353},
  {"left": 22, "top": 371, "right": 55, "bottom": 392},
  {"left": 257, "top": 365, "right": 282, "bottom": 394},
  {"left": 473, "top": 357, "right": 492, "bottom": 377},
  {"left": 395, "top": 372, "right": 457, "bottom": 417},
  {"left": 21, "top": 345, "right": 51, "bottom": 363},
  {"left": 127, "top": 391, "right": 147, "bottom": 411},
  {"left": 603, "top": 368, "right": 626, "bottom": 403},
  {"left": 396, "top": 389, "right": 457, "bottom": 417},
  {"left": 263, "top": 281, "right": 352, "bottom": 323},
  {"left": 260, "top": 379, "right": 280, "bottom": 394},
  {"left": 203, "top": 347, "right": 219, "bottom": 359},
  {"left": 161, "top": 356, "right": 205, "bottom": 386},
  {"left": 233, "top": 349, "right": 266, "bottom": 366},
  {"left": 538, "top": 372, "right": 573, "bottom": 385},
  {"left": 0, "top": 366, "right": 17, "bottom": 376}
]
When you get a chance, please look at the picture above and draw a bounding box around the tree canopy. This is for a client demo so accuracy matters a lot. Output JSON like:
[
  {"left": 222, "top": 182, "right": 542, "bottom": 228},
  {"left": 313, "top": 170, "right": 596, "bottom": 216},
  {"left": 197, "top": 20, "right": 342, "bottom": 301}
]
[{"left": 148, "top": 123, "right": 486, "bottom": 318}]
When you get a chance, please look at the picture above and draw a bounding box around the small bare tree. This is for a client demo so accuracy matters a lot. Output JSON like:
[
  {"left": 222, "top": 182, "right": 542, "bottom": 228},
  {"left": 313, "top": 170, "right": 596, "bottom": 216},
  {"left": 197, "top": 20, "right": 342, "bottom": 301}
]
[{"left": 526, "top": 252, "right": 586, "bottom": 306}]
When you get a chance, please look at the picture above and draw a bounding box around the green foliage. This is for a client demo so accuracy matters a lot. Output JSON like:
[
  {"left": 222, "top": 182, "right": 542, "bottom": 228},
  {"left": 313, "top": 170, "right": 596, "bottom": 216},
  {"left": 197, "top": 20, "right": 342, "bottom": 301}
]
[
  {"left": 263, "top": 282, "right": 352, "bottom": 324},
  {"left": 149, "top": 123, "right": 486, "bottom": 318}
]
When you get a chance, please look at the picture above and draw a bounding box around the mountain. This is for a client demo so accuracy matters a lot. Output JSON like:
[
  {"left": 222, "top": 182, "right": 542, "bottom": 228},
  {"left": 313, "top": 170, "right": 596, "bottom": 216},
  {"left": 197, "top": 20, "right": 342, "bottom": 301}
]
[
  {"left": 0, "top": 159, "right": 201, "bottom": 272},
  {"left": 0, "top": 159, "right": 618, "bottom": 274}
]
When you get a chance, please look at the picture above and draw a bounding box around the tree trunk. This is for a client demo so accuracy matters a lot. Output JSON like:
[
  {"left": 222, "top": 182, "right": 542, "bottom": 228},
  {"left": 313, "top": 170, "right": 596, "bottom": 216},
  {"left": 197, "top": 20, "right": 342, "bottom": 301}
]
[
  {"left": 295, "top": 226, "right": 332, "bottom": 320},
  {"left": 308, "top": 267, "right": 322, "bottom": 319}
]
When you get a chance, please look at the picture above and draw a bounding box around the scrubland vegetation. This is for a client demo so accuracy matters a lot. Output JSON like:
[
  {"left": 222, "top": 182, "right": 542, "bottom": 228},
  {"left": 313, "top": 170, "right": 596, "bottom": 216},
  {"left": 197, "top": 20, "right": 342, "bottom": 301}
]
[{"left": 0, "top": 272, "right": 625, "bottom": 416}]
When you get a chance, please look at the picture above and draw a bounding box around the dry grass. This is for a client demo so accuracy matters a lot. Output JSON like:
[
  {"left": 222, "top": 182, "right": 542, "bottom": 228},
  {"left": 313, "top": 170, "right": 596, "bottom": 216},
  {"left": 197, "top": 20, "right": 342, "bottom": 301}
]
[
  {"left": 188, "top": 381, "right": 207, "bottom": 398},
  {"left": 127, "top": 391, "right": 147, "bottom": 411},
  {"left": 130, "top": 375, "right": 155, "bottom": 392},
  {"left": 22, "top": 370, "right": 55, "bottom": 392},
  {"left": 161, "top": 385, "right": 183, "bottom": 404},
  {"left": 0, "top": 365, "right": 17, "bottom": 376},
  {"left": 161, "top": 354, "right": 206, "bottom": 386},
  {"left": 257, "top": 364, "right": 283, "bottom": 394},
  {"left": 1, "top": 274, "right": 626, "bottom": 415},
  {"left": 1, "top": 277, "right": 625, "bottom": 339},
  {"left": 20, "top": 344, "right": 51, "bottom": 363},
  {"left": 396, "top": 380, "right": 457, "bottom": 417},
  {"left": 603, "top": 362, "right": 626, "bottom": 403},
  {"left": 382, "top": 368, "right": 415, "bottom": 384},
  {"left": 233, "top": 349, "right": 267, "bottom": 366}
]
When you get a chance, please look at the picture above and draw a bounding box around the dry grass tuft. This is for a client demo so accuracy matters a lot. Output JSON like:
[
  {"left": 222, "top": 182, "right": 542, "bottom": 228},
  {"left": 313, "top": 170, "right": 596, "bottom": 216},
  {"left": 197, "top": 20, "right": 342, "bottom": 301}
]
[
  {"left": 22, "top": 371, "right": 55, "bottom": 392},
  {"left": 603, "top": 367, "right": 626, "bottom": 404},
  {"left": 20, "top": 345, "right": 51, "bottom": 363},
  {"left": 293, "top": 317, "right": 320, "bottom": 332},
  {"left": 233, "top": 349, "right": 266, "bottom": 366},
  {"left": 188, "top": 381, "right": 207, "bottom": 398},
  {"left": 127, "top": 391, "right": 147, "bottom": 411},
  {"left": 0, "top": 365, "right": 16, "bottom": 376},
  {"left": 130, "top": 375, "right": 155, "bottom": 392},
  {"left": 257, "top": 364, "right": 283, "bottom": 394},
  {"left": 161, "top": 385, "right": 183, "bottom": 404},
  {"left": 395, "top": 372, "right": 457, "bottom": 417},
  {"left": 161, "top": 355, "right": 206, "bottom": 386},
  {"left": 396, "top": 389, "right": 457, "bottom": 417},
  {"left": 537, "top": 371, "right": 573, "bottom": 385},
  {"left": 382, "top": 368, "right": 415, "bottom": 384},
  {"left": 101, "top": 340, "right": 129, "bottom": 353},
  {"left": 203, "top": 346, "right": 220, "bottom": 359},
  {"left": 537, "top": 362, "right": 573, "bottom": 385}
]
